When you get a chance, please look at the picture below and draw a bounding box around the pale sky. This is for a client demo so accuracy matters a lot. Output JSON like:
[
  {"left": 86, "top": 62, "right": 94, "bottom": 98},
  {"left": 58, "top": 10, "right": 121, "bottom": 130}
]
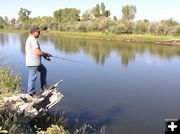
[{"left": 0, "top": 0, "right": 179, "bottom": 22}]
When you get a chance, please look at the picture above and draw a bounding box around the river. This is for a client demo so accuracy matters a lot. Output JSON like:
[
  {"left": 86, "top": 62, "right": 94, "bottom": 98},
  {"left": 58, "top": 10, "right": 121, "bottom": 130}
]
[{"left": 1, "top": 33, "right": 180, "bottom": 134}]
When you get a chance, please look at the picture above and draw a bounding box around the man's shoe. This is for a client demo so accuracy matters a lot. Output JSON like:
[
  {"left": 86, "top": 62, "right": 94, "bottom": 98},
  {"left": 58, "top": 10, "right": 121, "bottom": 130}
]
[
  {"left": 42, "top": 84, "right": 51, "bottom": 91},
  {"left": 33, "top": 94, "right": 43, "bottom": 98},
  {"left": 29, "top": 91, "right": 36, "bottom": 97},
  {"left": 28, "top": 93, "right": 43, "bottom": 100},
  {"left": 29, "top": 94, "right": 34, "bottom": 97}
]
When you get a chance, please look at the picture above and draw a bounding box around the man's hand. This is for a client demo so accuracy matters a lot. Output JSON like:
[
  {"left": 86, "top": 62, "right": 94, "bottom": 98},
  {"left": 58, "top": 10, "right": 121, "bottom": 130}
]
[{"left": 43, "top": 53, "right": 52, "bottom": 61}]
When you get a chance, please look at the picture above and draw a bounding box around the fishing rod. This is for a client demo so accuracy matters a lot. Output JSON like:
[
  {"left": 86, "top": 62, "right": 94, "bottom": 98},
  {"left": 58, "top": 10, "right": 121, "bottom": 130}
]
[{"left": 51, "top": 55, "right": 87, "bottom": 65}]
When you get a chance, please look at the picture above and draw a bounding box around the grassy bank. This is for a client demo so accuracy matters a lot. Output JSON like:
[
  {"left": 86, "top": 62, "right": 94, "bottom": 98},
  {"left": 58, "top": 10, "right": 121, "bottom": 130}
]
[
  {"left": 0, "top": 30, "right": 27, "bottom": 34},
  {"left": 1, "top": 30, "right": 180, "bottom": 45},
  {"left": 46, "top": 31, "right": 180, "bottom": 46},
  {"left": 45, "top": 31, "right": 176, "bottom": 40},
  {"left": 0, "top": 67, "right": 21, "bottom": 100}
]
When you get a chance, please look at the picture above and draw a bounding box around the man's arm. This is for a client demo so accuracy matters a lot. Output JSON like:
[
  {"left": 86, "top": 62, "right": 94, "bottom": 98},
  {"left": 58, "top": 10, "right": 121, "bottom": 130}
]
[{"left": 34, "top": 48, "right": 51, "bottom": 60}]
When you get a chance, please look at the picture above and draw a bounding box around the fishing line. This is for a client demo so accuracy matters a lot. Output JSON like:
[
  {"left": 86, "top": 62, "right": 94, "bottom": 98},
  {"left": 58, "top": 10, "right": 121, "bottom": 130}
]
[{"left": 51, "top": 55, "right": 88, "bottom": 65}]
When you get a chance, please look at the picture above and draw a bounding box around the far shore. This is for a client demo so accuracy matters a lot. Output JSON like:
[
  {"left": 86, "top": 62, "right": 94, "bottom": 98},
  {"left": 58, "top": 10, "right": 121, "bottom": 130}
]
[{"left": 1, "top": 30, "right": 180, "bottom": 46}]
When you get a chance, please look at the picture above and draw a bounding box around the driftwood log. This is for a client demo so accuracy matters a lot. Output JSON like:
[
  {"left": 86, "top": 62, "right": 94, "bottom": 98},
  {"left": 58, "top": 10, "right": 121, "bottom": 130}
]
[{"left": 1, "top": 80, "right": 63, "bottom": 123}]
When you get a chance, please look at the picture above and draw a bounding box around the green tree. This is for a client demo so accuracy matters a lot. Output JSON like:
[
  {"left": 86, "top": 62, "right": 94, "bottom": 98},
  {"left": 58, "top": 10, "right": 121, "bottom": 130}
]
[
  {"left": 122, "top": 5, "right": 136, "bottom": 21},
  {"left": 93, "top": 4, "right": 101, "bottom": 17},
  {"left": 161, "top": 18, "right": 178, "bottom": 27},
  {"left": 99, "top": 3, "right": 110, "bottom": 17},
  {"left": 0, "top": 16, "right": 4, "bottom": 23},
  {"left": 82, "top": 10, "right": 90, "bottom": 21},
  {"left": 100, "top": 2, "right": 106, "bottom": 16},
  {"left": 0, "top": 16, "right": 4, "bottom": 29},
  {"left": 113, "top": 16, "right": 117, "bottom": 21},
  {"left": 54, "top": 8, "right": 80, "bottom": 22},
  {"left": 54, "top": 9, "right": 62, "bottom": 22},
  {"left": 3, "top": 16, "right": 9, "bottom": 29},
  {"left": 10, "top": 18, "right": 16, "bottom": 25},
  {"left": 4, "top": 16, "right": 9, "bottom": 24},
  {"left": 175, "top": 26, "right": 180, "bottom": 36},
  {"left": 18, "top": 8, "right": 31, "bottom": 22},
  {"left": 105, "top": 10, "right": 111, "bottom": 17}
]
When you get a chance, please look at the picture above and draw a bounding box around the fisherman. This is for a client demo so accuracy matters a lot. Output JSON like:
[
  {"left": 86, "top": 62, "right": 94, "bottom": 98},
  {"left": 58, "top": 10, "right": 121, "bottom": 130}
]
[{"left": 25, "top": 27, "right": 51, "bottom": 96}]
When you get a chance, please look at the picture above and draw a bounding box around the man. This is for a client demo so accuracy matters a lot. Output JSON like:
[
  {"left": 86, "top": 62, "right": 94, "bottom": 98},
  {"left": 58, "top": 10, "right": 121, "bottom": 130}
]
[{"left": 25, "top": 27, "right": 51, "bottom": 96}]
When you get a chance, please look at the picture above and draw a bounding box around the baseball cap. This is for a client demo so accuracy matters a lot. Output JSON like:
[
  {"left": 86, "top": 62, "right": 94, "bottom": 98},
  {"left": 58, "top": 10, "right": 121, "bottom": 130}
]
[{"left": 30, "top": 27, "right": 40, "bottom": 33}]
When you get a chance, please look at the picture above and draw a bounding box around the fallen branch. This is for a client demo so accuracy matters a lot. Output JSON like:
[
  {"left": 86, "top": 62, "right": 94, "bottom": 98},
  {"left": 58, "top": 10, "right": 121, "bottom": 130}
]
[{"left": 1, "top": 80, "right": 63, "bottom": 123}]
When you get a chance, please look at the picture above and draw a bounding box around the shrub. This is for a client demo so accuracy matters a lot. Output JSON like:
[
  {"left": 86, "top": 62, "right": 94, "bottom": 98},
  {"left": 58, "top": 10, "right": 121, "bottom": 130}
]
[
  {"left": 147, "top": 23, "right": 158, "bottom": 34},
  {"left": 110, "top": 23, "right": 131, "bottom": 34},
  {"left": 0, "top": 67, "right": 21, "bottom": 94},
  {"left": 175, "top": 26, "right": 180, "bottom": 36},
  {"left": 37, "top": 125, "right": 69, "bottom": 134},
  {"left": 77, "top": 23, "right": 87, "bottom": 32},
  {"left": 134, "top": 21, "right": 148, "bottom": 34},
  {"left": 90, "top": 22, "right": 100, "bottom": 31}
]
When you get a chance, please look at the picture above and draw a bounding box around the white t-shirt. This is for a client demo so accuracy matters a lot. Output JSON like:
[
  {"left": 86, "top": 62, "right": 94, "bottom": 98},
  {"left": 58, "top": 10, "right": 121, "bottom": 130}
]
[{"left": 25, "top": 35, "right": 41, "bottom": 66}]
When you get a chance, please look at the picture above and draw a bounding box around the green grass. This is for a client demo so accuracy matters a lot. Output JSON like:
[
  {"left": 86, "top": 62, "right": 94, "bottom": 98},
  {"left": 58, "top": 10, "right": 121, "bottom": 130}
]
[
  {"left": 1, "top": 30, "right": 180, "bottom": 44},
  {"left": 0, "top": 30, "right": 27, "bottom": 34},
  {"left": 43, "top": 31, "right": 180, "bottom": 43},
  {"left": 0, "top": 67, "right": 21, "bottom": 94}
]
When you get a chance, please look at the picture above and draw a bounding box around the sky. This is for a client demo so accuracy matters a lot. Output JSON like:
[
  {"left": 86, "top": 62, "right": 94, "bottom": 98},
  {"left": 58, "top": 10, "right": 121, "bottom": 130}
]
[{"left": 0, "top": 0, "right": 179, "bottom": 22}]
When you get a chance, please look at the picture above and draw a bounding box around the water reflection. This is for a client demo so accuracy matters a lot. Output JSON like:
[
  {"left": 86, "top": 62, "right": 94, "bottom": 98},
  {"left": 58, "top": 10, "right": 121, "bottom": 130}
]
[
  {"left": 19, "top": 33, "right": 27, "bottom": 56},
  {"left": 1, "top": 34, "right": 180, "bottom": 66},
  {"left": 0, "top": 34, "right": 10, "bottom": 46}
]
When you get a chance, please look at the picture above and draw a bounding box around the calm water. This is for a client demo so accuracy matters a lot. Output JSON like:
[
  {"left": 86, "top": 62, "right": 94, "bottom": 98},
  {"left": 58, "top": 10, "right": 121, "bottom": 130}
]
[{"left": 1, "top": 33, "right": 180, "bottom": 134}]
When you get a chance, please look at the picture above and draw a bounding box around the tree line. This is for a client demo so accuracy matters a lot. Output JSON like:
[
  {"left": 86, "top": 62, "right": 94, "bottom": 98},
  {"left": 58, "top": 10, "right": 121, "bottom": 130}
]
[{"left": 0, "top": 2, "right": 180, "bottom": 36}]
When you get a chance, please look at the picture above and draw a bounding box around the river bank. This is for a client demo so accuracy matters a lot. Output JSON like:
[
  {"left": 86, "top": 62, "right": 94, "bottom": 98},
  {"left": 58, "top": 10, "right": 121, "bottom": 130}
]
[{"left": 1, "top": 30, "right": 180, "bottom": 46}]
